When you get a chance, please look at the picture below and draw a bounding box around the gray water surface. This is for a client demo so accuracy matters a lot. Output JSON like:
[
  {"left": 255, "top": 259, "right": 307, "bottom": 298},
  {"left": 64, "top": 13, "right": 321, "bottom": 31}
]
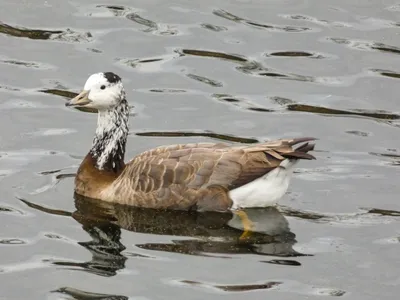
[{"left": 1, "top": 1, "right": 400, "bottom": 299}]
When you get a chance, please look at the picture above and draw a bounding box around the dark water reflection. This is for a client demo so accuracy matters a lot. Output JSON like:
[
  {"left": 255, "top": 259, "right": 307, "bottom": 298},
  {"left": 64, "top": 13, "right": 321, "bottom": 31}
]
[
  {"left": 0, "top": 21, "right": 92, "bottom": 42},
  {"left": 54, "top": 287, "right": 128, "bottom": 300},
  {"left": 15, "top": 193, "right": 315, "bottom": 298},
  {"left": 67, "top": 195, "right": 307, "bottom": 276},
  {"left": 212, "top": 9, "right": 312, "bottom": 33},
  {"left": 12, "top": 188, "right": 400, "bottom": 299}
]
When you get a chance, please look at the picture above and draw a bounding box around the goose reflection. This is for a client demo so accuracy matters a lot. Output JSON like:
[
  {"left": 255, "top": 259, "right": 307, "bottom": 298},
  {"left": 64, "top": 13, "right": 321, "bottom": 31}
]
[
  {"left": 64, "top": 193, "right": 307, "bottom": 276},
  {"left": 54, "top": 206, "right": 126, "bottom": 277}
]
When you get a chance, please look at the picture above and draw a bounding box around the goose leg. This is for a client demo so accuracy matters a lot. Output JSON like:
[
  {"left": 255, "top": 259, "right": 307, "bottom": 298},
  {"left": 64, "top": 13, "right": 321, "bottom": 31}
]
[{"left": 234, "top": 209, "right": 255, "bottom": 240}]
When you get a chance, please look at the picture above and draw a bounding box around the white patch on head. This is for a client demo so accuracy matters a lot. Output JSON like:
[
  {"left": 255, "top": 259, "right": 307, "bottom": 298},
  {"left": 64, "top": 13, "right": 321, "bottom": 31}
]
[
  {"left": 82, "top": 72, "right": 124, "bottom": 111},
  {"left": 229, "top": 159, "right": 297, "bottom": 209},
  {"left": 84, "top": 73, "right": 107, "bottom": 90}
]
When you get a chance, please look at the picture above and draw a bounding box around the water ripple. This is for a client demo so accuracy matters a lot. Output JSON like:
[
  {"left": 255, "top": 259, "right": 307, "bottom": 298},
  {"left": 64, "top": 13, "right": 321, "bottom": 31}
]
[
  {"left": 186, "top": 73, "right": 223, "bottom": 87},
  {"left": 0, "top": 22, "right": 62, "bottom": 39},
  {"left": 280, "top": 205, "right": 400, "bottom": 227},
  {"left": 262, "top": 259, "right": 302, "bottom": 266},
  {"left": 0, "top": 57, "right": 53, "bottom": 70},
  {"left": 87, "top": 48, "right": 102, "bottom": 54},
  {"left": 171, "top": 279, "right": 346, "bottom": 296},
  {"left": 345, "top": 130, "right": 371, "bottom": 137},
  {"left": 282, "top": 14, "right": 399, "bottom": 30},
  {"left": 180, "top": 48, "right": 346, "bottom": 85},
  {"left": 370, "top": 69, "right": 400, "bottom": 80},
  {"left": 116, "top": 52, "right": 179, "bottom": 72},
  {"left": 126, "top": 12, "right": 180, "bottom": 35},
  {"left": 287, "top": 104, "right": 400, "bottom": 120},
  {"left": 54, "top": 287, "right": 128, "bottom": 300},
  {"left": 0, "top": 85, "right": 20, "bottom": 93},
  {"left": 200, "top": 23, "right": 227, "bottom": 32},
  {"left": 147, "top": 47, "right": 329, "bottom": 87},
  {"left": 386, "top": 4, "right": 400, "bottom": 11},
  {"left": 148, "top": 88, "right": 187, "bottom": 93},
  {"left": 135, "top": 131, "right": 258, "bottom": 143},
  {"left": 328, "top": 38, "right": 400, "bottom": 55},
  {"left": 95, "top": 5, "right": 128, "bottom": 17},
  {"left": 180, "top": 49, "right": 247, "bottom": 62},
  {"left": 281, "top": 14, "right": 352, "bottom": 28},
  {"left": 212, "top": 93, "right": 274, "bottom": 112},
  {"left": 176, "top": 279, "right": 282, "bottom": 292},
  {"left": 25, "top": 128, "right": 76, "bottom": 137},
  {"left": 0, "top": 205, "right": 25, "bottom": 215},
  {"left": 213, "top": 9, "right": 312, "bottom": 32},
  {"left": 366, "top": 208, "right": 400, "bottom": 217},
  {"left": 266, "top": 51, "right": 328, "bottom": 59},
  {"left": 369, "top": 152, "right": 400, "bottom": 166},
  {"left": 0, "top": 238, "right": 26, "bottom": 245},
  {"left": 0, "top": 256, "right": 51, "bottom": 274},
  {"left": 0, "top": 22, "right": 92, "bottom": 42}
]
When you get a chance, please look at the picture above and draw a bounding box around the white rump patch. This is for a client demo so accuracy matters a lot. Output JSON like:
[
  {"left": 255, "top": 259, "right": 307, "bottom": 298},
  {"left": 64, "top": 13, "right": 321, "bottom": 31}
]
[{"left": 229, "top": 159, "right": 296, "bottom": 209}]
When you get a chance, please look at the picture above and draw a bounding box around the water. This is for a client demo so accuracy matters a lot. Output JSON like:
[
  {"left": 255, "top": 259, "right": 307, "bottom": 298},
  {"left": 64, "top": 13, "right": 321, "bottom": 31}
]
[{"left": 1, "top": 0, "right": 399, "bottom": 299}]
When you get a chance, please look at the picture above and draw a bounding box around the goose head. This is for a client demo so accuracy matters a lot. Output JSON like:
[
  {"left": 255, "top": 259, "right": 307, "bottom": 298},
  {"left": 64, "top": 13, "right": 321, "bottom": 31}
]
[
  {"left": 66, "top": 72, "right": 125, "bottom": 111},
  {"left": 66, "top": 72, "right": 130, "bottom": 172}
]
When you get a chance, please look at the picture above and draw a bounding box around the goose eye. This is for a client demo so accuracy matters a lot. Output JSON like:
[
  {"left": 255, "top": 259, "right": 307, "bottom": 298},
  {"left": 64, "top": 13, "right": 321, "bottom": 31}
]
[{"left": 100, "top": 85, "right": 106, "bottom": 90}]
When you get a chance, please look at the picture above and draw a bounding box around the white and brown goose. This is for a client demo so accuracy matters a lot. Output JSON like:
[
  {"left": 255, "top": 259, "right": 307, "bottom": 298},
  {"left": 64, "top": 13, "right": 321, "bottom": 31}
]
[{"left": 66, "top": 72, "right": 316, "bottom": 212}]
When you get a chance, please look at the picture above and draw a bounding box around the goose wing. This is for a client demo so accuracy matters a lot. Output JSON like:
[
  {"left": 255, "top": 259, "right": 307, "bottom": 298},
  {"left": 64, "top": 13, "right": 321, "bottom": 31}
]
[{"left": 107, "top": 138, "right": 315, "bottom": 209}]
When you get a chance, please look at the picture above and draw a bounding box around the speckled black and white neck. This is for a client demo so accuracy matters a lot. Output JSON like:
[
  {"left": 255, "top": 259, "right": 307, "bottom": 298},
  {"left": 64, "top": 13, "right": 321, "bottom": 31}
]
[{"left": 90, "top": 97, "right": 129, "bottom": 172}]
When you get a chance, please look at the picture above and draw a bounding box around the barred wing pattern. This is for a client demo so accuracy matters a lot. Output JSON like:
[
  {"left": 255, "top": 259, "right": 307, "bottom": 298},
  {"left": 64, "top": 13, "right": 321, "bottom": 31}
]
[{"left": 102, "top": 138, "right": 315, "bottom": 210}]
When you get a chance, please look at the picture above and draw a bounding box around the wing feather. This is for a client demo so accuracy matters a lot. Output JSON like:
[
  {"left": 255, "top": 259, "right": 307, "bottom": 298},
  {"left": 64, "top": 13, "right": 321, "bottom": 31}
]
[{"left": 103, "top": 138, "right": 315, "bottom": 209}]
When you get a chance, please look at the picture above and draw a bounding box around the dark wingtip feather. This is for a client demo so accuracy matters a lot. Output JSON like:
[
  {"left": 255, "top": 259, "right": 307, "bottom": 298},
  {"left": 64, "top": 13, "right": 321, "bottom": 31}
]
[
  {"left": 286, "top": 139, "right": 317, "bottom": 160},
  {"left": 286, "top": 151, "right": 316, "bottom": 160},
  {"left": 288, "top": 137, "right": 318, "bottom": 146},
  {"left": 295, "top": 142, "right": 315, "bottom": 153}
]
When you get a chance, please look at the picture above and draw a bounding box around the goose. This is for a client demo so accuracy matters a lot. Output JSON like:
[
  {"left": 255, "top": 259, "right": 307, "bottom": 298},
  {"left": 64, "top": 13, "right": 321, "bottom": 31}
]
[{"left": 66, "top": 72, "right": 316, "bottom": 212}]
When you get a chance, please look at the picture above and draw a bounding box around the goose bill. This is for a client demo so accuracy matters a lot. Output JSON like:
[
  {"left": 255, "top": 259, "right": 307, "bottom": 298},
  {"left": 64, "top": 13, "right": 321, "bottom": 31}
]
[{"left": 66, "top": 90, "right": 92, "bottom": 107}]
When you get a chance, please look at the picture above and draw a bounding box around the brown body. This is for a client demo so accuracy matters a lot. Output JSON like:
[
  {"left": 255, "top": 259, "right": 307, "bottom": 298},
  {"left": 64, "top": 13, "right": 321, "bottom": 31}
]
[{"left": 75, "top": 138, "right": 315, "bottom": 211}]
